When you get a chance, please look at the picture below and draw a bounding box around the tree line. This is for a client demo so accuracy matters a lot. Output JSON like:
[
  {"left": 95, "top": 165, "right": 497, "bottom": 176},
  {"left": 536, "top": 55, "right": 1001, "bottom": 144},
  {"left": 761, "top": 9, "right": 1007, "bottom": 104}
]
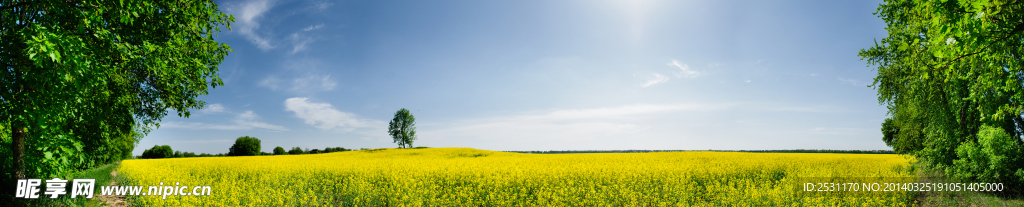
[
  {"left": 861, "top": 0, "right": 1024, "bottom": 194},
  {"left": 138, "top": 136, "right": 353, "bottom": 159}
]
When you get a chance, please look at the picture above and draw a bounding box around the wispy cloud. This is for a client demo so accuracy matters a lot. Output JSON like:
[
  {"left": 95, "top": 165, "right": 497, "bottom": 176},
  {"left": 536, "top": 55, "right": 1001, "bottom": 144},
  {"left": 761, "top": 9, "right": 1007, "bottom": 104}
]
[
  {"left": 289, "top": 24, "right": 324, "bottom": 54},
  {"left": 668, "top": 59, "right": 700, "bottom": 78},
  {"left": 259, "top": 76, "right": 283, "bottom": 91},
  {"left": 293, "top": 75, "right": 336, "bottom": 92},
  {"left": 289, "top": 33, "right": 314, "bottom": 54},
  {"left": 303, "top": 23, "right": 324, "bottom": 32},
  {"left": 310, "top": 1, "right": 333, "bottom": 11},
  {"left": 641, "top": 73, "right": 669, "bottom": 87},
  {"left": 837, "top": 78, "right": 863, "bottom": 86},
  {"left": 162, "top": 110, "right": 288, "bottom": 131},
  {"left": 226, "top": 0, "right": 276, "bottom": 50},
  {"left": 202, "top": 103, "right": 226, "bottom": 113},
  {"left": 284, "top": 97, "right": 383, "bottom": 131},
  {"left": 236, "top": 111, "right": 289, "bottom": 131}
]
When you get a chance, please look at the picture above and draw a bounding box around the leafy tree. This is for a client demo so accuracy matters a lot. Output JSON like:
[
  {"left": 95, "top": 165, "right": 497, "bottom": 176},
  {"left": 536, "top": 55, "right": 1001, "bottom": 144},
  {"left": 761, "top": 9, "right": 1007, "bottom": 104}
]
[
  {"left": 141, "top": 145, "right": 173, "bottom": 159},
  {"left": 388, "top": 108, "right": 417, "bottom": 148},
  {"left": 273, "top": 146, "right": 287, "bottom": 155},
  {"left": 860, "top": 0, "right": 1024, "bottom": 186},
  {"left": 0, "top": 0, "right": 233, "bottom": 184},
  {"left": 228, "top": 136, "right": 261, "bottom": 156},
  {"left": 288, "top": 147, "right": 305, "bottom": 155}
]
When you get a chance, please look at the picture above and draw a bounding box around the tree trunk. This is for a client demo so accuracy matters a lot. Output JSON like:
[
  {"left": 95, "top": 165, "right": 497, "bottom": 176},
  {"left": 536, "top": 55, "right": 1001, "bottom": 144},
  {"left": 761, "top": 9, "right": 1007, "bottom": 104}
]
[{"left": 12, "top": 125, "right": 26, "bottom": 179}]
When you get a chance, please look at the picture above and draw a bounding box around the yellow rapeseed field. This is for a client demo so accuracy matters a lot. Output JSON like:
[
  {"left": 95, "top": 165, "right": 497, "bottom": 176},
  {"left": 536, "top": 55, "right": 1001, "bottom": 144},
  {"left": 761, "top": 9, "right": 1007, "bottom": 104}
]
[{"left": 117, "top": 148, "right": 916, "bottom": 206}]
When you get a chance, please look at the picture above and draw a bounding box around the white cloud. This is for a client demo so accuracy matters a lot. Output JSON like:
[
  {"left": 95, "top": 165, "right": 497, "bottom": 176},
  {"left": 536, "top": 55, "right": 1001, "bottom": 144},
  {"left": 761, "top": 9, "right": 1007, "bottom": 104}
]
[
  {"left": 203, "top": 104, "right": 226, "bottom": 113},
  {"left": 226, "top": 0, "right": 276, "bottom": 50},
  {"left": 311, "top": 1, "right": 333, "bottom": 11},
  {"left": 668, "top": 59, "right": 700, "bottom": 78},
  {"left": 284, "top": 97, "right": 382, "bottom": 131},
  {"left": 303, "top": 23, "right": 324, "bottom": 32},
  {"left": 162, "top": 110, "right": 288, "bottom": 131},
  {"left": 641, "top": 73, "right": 669, "bottom": 87}
]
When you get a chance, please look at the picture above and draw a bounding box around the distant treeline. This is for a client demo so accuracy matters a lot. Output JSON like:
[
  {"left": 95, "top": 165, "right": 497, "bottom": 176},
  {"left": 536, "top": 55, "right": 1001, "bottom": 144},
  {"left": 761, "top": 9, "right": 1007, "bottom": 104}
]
[
  {"left": 506, "top": 149, "right": 896, "bottom": 154},
  {"left": 138, "top": 144, "right": 353, "bottom": 159}
]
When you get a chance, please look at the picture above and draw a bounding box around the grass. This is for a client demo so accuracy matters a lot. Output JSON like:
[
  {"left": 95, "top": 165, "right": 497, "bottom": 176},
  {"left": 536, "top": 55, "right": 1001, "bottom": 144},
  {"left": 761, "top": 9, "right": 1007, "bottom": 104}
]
[{"left": 913, "top": 162, "right": 1024, "bottom": 207}]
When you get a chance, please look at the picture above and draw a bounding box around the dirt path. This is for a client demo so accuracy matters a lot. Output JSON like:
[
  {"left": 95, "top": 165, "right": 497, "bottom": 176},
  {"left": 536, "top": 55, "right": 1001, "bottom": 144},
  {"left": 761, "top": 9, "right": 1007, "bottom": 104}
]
[{"left": 95, "top": 169, "right": 127, "bottom": 207}]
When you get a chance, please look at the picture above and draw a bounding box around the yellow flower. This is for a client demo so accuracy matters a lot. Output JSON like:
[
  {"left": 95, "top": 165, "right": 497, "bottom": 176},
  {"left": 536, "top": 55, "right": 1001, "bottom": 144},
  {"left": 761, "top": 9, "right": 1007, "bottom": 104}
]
[{"left": 118, "top": 148, "right": 915, "bottom": 206}]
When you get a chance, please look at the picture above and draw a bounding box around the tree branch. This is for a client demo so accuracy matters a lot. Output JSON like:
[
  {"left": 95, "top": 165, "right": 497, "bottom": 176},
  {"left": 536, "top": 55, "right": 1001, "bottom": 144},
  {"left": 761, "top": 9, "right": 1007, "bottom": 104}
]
[{"left": 936, "top": 22, "right": 1024, "bottom": 70}]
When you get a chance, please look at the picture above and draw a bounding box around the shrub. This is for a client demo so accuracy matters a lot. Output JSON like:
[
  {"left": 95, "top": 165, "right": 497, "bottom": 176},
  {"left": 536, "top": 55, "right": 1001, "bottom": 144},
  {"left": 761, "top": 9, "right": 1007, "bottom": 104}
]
[
  {"left": 228, "top": 136, "right": 262, "bottom": 156},
  {"left": 952, "top": 125, "right": 1024, "bottom": 185}
]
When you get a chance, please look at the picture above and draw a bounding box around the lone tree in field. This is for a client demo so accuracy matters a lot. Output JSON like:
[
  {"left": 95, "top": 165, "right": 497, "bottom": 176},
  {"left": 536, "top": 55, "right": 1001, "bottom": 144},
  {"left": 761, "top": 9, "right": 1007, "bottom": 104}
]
[
  {"left": 388, "top": 108, "right": 417, "bottom": 148},
  {"left": 0, "top": 0, "right": 233, "bottom": 182},
  {"left": 859, "top": 0, "right": 1024, "bottom": 186},
  {"left": 228, "top": 136, "right": 262, "bottom": 156}
]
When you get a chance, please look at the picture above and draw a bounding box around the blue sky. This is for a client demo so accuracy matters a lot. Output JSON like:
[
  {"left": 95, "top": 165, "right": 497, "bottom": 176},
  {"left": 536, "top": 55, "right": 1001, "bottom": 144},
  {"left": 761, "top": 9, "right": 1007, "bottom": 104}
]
[{"left": 137, "top": 0, "right": 891, "bottom": 154}]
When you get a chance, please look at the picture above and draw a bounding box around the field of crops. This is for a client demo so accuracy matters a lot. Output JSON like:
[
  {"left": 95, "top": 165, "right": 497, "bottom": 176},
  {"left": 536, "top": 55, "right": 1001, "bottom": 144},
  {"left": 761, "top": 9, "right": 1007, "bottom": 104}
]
[{"left": 117, "top": 148, "right": 916, "bottom": 206}]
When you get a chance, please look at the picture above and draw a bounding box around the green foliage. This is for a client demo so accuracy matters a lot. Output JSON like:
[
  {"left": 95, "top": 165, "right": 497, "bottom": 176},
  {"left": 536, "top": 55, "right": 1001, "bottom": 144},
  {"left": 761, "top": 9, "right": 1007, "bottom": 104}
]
[
  {"left": 860, "top": 0, "right": 1024, "bottom": 185},
  {"left": 388, "top": 108, "right": 417, "bottom": 148},
  {"left": 0, "top": 0, "right": 234, "bottom": 199},
  {"left": 952, "top": 125, "right": 1024, "bottom": 185},
  {"left": 273, "top": 146, "right": 287, "bottom": 155},
  {"left": 228, "top": 136, "right": 261, "bottom": 156},
  {"left": 141, "top": 145, "right": 173, "bottom": 159},
  {"left": 288, "top": 147, "right": 305, "bottom": 155}
]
